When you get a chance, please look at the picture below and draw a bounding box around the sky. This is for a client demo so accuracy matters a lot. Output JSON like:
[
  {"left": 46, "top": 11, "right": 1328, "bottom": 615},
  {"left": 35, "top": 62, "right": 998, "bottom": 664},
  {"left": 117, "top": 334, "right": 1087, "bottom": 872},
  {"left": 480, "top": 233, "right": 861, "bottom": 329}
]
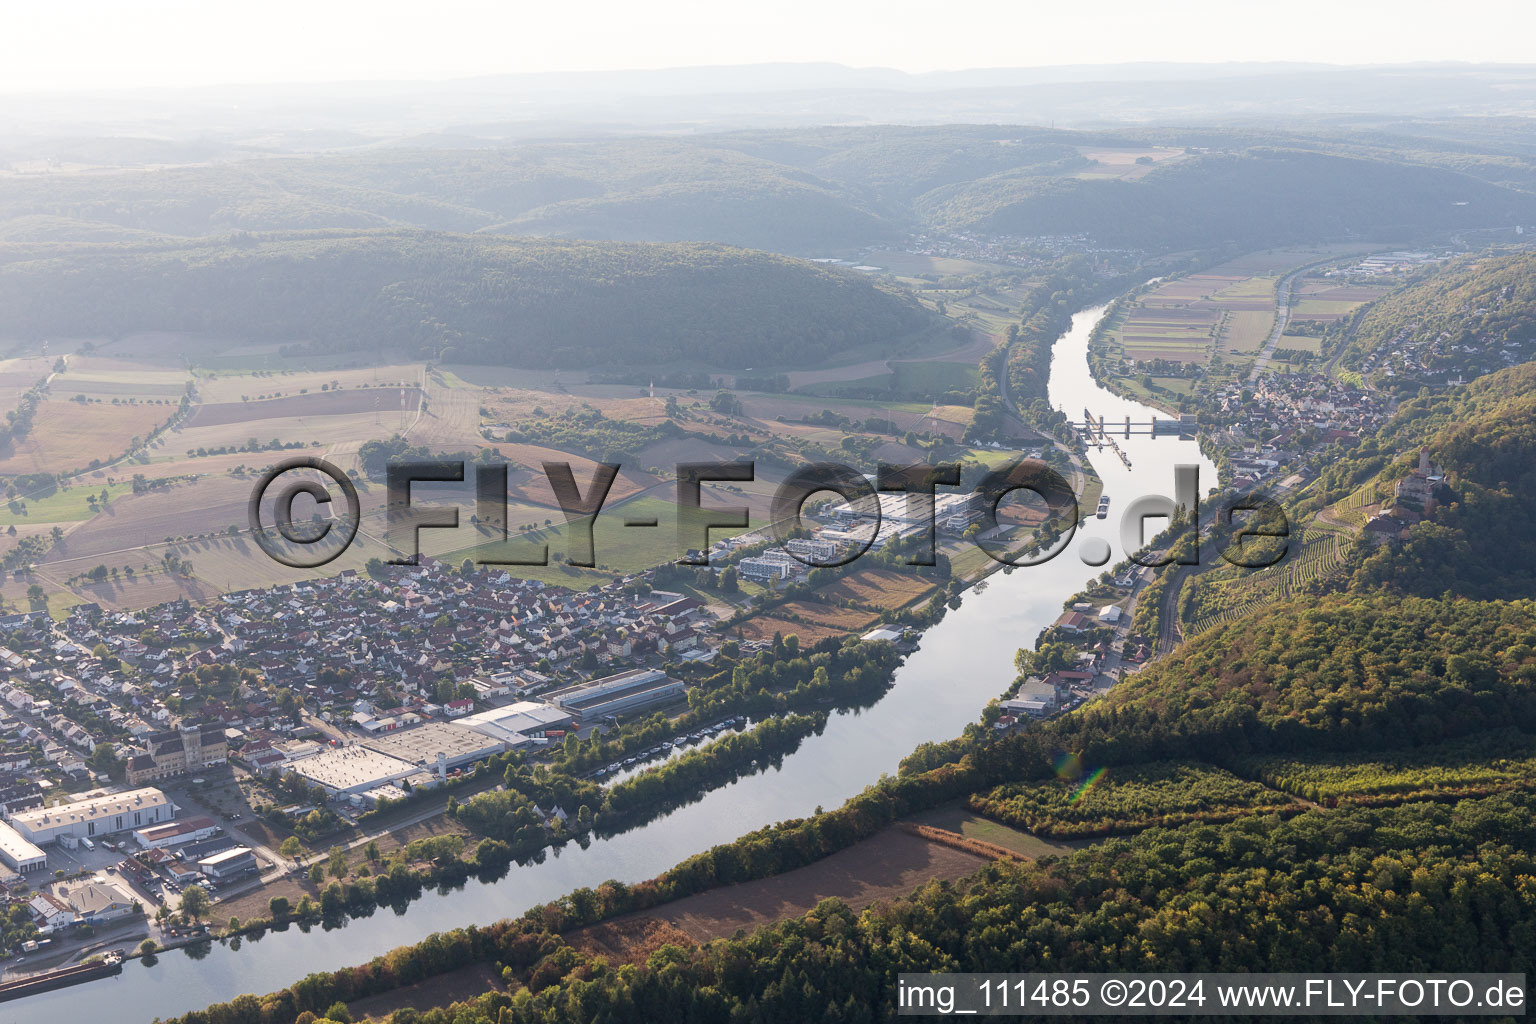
[{"left": 3, "top": 0, "right": 1534, "bottom": 94}]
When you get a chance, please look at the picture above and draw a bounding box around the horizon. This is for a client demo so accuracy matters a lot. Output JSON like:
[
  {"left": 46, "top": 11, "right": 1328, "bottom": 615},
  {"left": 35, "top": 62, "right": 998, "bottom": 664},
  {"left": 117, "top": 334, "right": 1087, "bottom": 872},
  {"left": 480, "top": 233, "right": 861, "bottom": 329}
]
[{"left": 3, "top": 0, "right": 1533, "bottom": 95}]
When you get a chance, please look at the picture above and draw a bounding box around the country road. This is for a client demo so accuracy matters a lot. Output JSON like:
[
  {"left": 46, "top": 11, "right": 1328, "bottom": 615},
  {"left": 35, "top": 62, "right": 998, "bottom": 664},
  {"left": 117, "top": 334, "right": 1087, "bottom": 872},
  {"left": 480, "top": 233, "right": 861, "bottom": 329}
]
[{"left": 1246, "top": 267, "right": 1304, "bottom": 382}]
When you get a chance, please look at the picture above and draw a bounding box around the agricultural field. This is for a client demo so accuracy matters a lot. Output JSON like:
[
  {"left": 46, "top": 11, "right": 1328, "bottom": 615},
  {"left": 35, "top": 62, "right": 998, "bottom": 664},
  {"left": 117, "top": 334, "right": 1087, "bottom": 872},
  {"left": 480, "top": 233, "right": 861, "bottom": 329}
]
[
  {"left": 0, "top": 398, "right": 171, "bottom": 476},
  {"left": 1289, "top": 281, "right": 1391, "bottom": 326},
  {"left": 59, "top": 354, "right": 190, "bottom": 399},
  {"left": 0, "top": 321, "right": 1007, "bottom": 612},
  {"left": 731, "top": 610, "right": 856, "bottom": 646},
  {"left": 1238, "top": 730, "right": 1536, "bottom": 806},
  {"left": 1072, "top": 146, "right": 1186, "bottom": 180},
  {"left": 901, "top": 803, "right": 1083, "bottom": 859},
  {"left": 967, "top": 761, "right": 1296, "bottom": 838},
  {"left": 1094, "top": 247, "right": 1378, "bottom": 401},
  {"left": 759, "top": 600, "right": 880, "bottom": 632},
  {"left": 0, "top": 356, "right": 56, "bottom": 411},
  {"left": 566, "top": 826, "right": 992, "bottom": 953},
  {"left": 811, "top": 567, "right": 938, "bottom": 610}
]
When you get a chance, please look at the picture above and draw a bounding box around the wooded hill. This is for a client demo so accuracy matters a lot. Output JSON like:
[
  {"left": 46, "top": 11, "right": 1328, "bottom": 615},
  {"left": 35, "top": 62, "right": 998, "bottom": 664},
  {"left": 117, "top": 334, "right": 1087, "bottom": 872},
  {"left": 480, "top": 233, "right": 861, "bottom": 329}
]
[
  {"left": 1343, "top": 251, "right": 1536, "bottom": 388},
  {"left": 1298, "top": 360, "right": 1536, "bottom": 601},
  {"left": 0, "top": 232, "right": 932, "bottom": 367},
  {"left": 6, "top": 125, "right": 1536, "bottom": 254}
]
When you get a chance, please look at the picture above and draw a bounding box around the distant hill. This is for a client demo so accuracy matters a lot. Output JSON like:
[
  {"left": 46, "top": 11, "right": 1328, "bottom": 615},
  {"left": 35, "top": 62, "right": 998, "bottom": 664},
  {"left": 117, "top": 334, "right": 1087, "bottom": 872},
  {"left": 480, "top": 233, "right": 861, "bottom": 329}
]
[
  {"left": 920, "top": 149, "right": 1536, "bottom": 247},
  {"left": 7, "top": 128, "right": 1536, "bottom": 255},
  {"left": 0, "top": 232, "right": 933, "bottom": 368}
]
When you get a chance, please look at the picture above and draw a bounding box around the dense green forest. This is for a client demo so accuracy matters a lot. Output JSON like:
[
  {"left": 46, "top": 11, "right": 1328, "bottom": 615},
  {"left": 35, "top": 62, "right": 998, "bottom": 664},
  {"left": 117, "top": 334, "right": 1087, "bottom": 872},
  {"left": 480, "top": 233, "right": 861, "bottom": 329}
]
[
  {"left": 168, "top": 793, "right": 1536, "bottom": 1024},
  {"left": 1045, "top": 594, "right": 1536, "bottom": 761},
  {"left": 0, "top": 232, "right": 932, "bottom": 367}
]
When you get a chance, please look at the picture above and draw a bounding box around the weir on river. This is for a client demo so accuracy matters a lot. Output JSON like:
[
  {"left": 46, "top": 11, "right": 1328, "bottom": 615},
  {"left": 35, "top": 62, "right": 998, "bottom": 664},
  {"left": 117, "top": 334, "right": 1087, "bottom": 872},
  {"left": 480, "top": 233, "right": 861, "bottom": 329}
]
[{"left": 11, "top": 304, "right": 1215, "bottom": 1024}]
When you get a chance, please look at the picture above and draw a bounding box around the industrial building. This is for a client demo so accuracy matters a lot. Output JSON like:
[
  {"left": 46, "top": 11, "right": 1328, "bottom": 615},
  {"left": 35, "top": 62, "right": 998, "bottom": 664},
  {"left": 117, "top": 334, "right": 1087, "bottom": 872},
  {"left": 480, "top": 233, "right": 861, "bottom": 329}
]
[
  {"left": 453, "top": 701, "right": 574, "bottom": 747},
  {"left": 10, "top": 787, "right": 173, "bottom": 845},
  {"left": 198, "top": 846, "right": 259, "bottom": 882},
  {"left": 286, "top": 722, "right": 504, "bottom": 797},
  {"left": 546, "top": 669, "right": 688, "bottom": 719},
  {"left": 133, "top": 815, "right": 219, "bottom": 850},
  {"left": 283, "top": 746, "right": 419, "bottom": 796},
  {"left": 0, "top": 819, "right": 45, "bottom": 873},
  {"left": 181, "top": 834, "right": 241, "bottom": 862},
  {"left": 362, "top": 721, "right": 502, "bottom": 771},
  {"left": 785, "top": 537, "right": 840, "bottom": 564}
]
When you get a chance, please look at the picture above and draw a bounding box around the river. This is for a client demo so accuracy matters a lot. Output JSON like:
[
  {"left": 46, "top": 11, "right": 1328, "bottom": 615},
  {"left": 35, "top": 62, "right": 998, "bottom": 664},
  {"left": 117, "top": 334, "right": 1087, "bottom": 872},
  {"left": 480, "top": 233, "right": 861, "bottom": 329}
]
[{"left": 8, "top": 303, "right": 1214, "bottom": 1024}]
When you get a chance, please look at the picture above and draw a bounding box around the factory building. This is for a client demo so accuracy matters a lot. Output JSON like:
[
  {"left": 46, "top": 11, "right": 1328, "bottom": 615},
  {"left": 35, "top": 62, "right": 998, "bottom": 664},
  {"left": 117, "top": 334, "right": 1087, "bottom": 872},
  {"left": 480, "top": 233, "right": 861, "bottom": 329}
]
[
  {"left": 283, "top": 746, "right": 419, "bottom": 797},
  {"left": 198, "top": 846, "right": 259, "bottom": 882},
  {"left": 10, "top": 787, "right": 173, "bottom": 846},
  {"left": 361, "top": 721, "right": 503, "bottom": 771},
  {"left": 284, "top": 722, "right": 502, "bottom": 797},
  {"left": 546, "top": 668, "right": 688, "bottom": 720},
  {"left": 0, "top": 820, "right": 45, "bottom": 873},
  {"left": 453, "top": 702, "right": 575, "bottom": 747},
  {"left": 133, "top": 815, "right": 219, "bottom": 850}
]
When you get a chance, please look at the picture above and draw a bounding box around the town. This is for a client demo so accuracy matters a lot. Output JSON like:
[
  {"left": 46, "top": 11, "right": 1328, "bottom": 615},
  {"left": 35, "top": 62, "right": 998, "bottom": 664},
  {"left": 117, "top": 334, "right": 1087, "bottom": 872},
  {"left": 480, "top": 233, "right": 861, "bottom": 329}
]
[{"left": 0, "top": 554, "right": 734, "bottom": 964}]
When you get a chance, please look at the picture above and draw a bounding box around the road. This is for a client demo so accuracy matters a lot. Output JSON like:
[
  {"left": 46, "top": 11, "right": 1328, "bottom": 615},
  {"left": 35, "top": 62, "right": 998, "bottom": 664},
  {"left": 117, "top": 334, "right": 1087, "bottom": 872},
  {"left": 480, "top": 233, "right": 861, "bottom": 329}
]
[{"left": 1246, "top": 267, "right": 1304, "bottom": 382}]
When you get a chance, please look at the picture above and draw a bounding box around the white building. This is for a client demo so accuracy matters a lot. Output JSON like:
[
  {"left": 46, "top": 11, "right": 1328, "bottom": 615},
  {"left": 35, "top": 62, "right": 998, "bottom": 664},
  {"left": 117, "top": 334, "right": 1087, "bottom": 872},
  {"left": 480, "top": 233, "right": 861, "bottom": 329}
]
[
  {"left": 739, "top": 557, "right": 791, "bottom": 582},
  {"left": 11, "top": 787, "right": 173, "bottom": 845},
  {"left": 133, "top": 815, "right": 219, "bottom": 850},
  {"left": 453, "top": 702, "right": 574, "bottom": 747},
  {"left": 283, "top": 746, "right": 418, "bottom": 797},
  {"left": 0, "top": 819, "right": 45, "bottom": 873}
]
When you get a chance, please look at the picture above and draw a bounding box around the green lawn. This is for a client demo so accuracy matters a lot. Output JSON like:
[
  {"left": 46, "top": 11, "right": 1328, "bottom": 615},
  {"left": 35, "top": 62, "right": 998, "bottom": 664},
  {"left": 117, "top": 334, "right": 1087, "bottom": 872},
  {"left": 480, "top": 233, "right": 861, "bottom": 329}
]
[{"left": 0, "top": 481, "right": 136, "bottom": 525}]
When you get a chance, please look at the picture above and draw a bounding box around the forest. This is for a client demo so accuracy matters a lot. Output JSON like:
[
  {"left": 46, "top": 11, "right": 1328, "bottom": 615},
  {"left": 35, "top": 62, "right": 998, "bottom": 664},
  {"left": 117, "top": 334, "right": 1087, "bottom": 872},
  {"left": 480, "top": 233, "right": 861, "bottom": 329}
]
[{"left": 0, "top": 232, "right": 932, "bottom": 367}]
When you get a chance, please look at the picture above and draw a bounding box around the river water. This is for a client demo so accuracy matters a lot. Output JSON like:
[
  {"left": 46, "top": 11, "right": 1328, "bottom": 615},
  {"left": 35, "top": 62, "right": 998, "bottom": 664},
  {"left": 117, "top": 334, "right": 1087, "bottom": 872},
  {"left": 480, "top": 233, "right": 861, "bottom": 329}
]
[{"left": 11, "top": 304, "right": 1214, "bottom": 1024}]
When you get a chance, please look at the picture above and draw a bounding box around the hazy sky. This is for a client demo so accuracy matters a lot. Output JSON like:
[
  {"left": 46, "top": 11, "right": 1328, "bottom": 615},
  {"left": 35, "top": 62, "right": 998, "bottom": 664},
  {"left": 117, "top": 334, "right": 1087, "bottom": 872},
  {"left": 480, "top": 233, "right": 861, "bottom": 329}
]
[{"left": 4, "top": 0, "right": 1534, "bottom": 93}]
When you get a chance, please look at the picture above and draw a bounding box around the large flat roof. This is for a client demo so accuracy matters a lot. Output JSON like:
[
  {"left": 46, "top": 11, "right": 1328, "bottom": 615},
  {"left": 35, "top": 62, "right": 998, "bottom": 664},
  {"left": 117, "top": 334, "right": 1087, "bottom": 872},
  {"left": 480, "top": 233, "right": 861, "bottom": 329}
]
[
  {"left": 361, "top": 721, "right": 503, "bottom": 767},
  {"left": 548, "top": 669, "right": 673, "bottom": 711},
  {"left": 286, "top": 747, "right": 415, "bottom": 792},
  {"left": 453, "top": 701, "right": 572, "bottom": 746},
  {"left": 198, "top": 846, "right": 255, "bottom": 866},
  {"left": 0, "top": 820, "right": 44, "bottom": 862},
  {"left": 12, "top": 787, "right": 170, "bottom": 830}
]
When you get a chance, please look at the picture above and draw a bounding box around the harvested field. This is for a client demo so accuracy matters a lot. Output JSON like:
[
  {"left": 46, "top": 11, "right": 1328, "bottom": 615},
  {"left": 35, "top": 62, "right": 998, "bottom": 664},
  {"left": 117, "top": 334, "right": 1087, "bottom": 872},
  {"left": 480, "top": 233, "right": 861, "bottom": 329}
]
[
  {"left": 785, "top": 330, "right": 992, "bottom": 391},
  {"left": 1074, "top": 146, "right": 1184, "bottom": 180},
  {"left": 766, "top": 600, "right": 880, "bottom": 631},
  {"left": 348, "top": 962, "right": 504, "bottom": 1021},
  {"left": 738, "top": 394, "right": 972, "bottom": 440},
  {"left": 0, "top": 399, "right": 168, "bottom": 476},
  {"left": 812, "top": 567, "right": 937, "bottom": 609},
  {"left": 183, "top": 388, "right": 424, "bottom": 428},
  {"left": 566, "top": 826, "right": 992, "bottom": 952},
  {"left": 0, "top": 357, "right": 54, "bottom": 412},
  {"left": 59, "top": 355, "right": 189, "bottom": 398},
  {"left": 732, "top": 614, "right": 849, "bottom": 645},
  {"left": 195, "top": 364, "right": 424, "bottom": 404}
]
